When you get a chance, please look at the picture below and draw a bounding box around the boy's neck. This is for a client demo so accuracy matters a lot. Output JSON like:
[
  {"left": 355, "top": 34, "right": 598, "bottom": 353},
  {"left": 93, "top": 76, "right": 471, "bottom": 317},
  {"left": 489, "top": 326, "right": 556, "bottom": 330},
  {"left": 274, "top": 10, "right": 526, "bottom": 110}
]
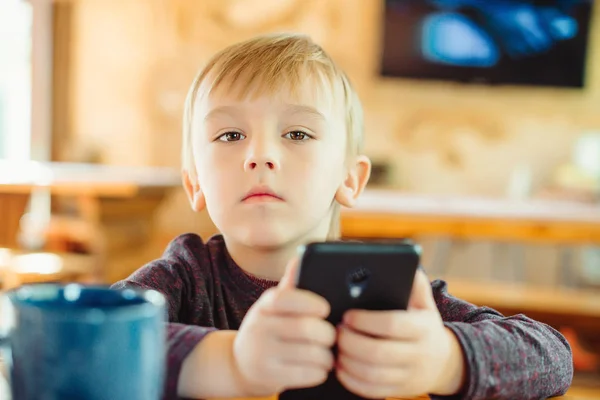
[
  {"left": 222, "top": 233, "right": 326, "bottom": 282},
  {"left": 221, "top": 237, "right": 303, "bottom": 281}
]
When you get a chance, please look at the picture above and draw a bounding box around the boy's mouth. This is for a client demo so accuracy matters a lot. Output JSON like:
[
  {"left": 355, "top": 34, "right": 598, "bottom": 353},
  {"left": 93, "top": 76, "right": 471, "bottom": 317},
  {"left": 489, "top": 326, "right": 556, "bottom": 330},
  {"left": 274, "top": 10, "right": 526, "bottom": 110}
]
[{"left": 241, "top": 186, "right": 284, "bottom": 203}]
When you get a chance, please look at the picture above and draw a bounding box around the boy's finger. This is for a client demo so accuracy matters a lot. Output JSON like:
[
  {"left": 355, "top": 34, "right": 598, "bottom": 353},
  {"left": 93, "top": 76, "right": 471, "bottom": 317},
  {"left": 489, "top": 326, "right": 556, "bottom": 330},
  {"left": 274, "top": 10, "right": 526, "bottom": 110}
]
[
  {"left": 276, "top": 317, "right": 337, "bottom": 347},
  {"left": 408, "top": 269, "right": 437, "bottom": 311},
  {"left": 337, "top": 353, "right": 410, "bottom": 386},
  {"left": 337, "top": 325, "right": 417, "bottom": 365},
  {"left": 336, "top": 368, "right": 397, "bottom": 400},
  {"left": 278, "top": 341, "right": 335, "bottom": 370},
  {"left": 262, "top": 287, "right": 331, "bottom": 318},
  {"left": 343, "top": 309, "right": 429, "bottom": 340},
  {"left": 277, "top": 364, "right": 329, "bottom": 390},
  {"left": 278, "top": 255, "right": 300, "bottom": 289}
]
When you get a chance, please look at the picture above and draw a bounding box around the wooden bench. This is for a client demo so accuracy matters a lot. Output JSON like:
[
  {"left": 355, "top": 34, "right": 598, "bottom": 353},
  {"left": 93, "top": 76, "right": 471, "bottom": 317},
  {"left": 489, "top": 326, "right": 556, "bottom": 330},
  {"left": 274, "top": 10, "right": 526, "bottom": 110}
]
[{"left": 445, "top": 278, "right": 600, "bottom": 332}]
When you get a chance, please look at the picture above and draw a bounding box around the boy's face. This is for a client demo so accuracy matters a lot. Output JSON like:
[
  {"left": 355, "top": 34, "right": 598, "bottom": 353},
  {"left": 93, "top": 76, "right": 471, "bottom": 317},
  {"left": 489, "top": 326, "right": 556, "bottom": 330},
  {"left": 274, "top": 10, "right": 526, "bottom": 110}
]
[{"left": 186, "top": 77, "right": 369, "bottom": 248}]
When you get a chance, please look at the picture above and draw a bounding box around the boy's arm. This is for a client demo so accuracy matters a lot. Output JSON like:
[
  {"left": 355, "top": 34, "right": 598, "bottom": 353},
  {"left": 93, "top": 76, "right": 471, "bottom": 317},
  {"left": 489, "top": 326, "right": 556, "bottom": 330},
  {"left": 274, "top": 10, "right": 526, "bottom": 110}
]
[
  {"left": 430, "top": 279, "right": 573, "bottom": 400},
  {"left": 165, "top": 323, "right": 219, "bottom": 398},
  {"left": 111, "top": 234, "right": 248, "bottom": 399},
  {"left": 112, "top": 291, "right": 246, "bottom": 399},
  {"left": 112, "top": 275, "right": 222, "bottom": 399},
  {"left": 177, "top": 330, "right": 250, "bottom": 398}
]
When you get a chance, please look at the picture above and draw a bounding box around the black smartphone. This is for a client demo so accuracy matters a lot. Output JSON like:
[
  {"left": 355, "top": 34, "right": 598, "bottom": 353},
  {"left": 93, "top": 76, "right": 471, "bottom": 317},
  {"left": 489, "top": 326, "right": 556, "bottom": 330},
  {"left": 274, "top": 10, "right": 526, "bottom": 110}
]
[{"left": 279, "top": 240, "right": 421, "bottom": 400}]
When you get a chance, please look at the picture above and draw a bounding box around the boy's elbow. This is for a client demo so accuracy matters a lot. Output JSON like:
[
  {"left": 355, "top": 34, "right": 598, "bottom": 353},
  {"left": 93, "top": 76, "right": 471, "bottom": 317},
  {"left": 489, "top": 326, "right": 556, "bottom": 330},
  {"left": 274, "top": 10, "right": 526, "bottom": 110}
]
[{"left": 549, "top": 330, "right": 574, "bottom": 396}]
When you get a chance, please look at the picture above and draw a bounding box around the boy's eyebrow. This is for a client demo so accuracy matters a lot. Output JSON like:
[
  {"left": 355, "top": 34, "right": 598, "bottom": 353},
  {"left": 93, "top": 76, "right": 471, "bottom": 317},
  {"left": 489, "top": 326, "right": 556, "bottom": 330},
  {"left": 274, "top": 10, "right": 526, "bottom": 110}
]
[
  {"left": 203, "top": 106, "right": 241, "bottom": 122},
  {"left": 283, "top": 104, "right": 328, "bottom": 121}
]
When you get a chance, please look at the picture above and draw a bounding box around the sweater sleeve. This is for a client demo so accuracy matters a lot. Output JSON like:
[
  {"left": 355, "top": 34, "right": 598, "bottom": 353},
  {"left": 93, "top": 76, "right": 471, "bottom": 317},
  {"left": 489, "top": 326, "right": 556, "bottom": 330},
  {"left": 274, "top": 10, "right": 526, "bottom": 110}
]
[
  {"left": 430, "top": 279, "right": 573, "bottom": 400},
  {"left": 111, "top": 235, "right": 217, "bottom": 400}
]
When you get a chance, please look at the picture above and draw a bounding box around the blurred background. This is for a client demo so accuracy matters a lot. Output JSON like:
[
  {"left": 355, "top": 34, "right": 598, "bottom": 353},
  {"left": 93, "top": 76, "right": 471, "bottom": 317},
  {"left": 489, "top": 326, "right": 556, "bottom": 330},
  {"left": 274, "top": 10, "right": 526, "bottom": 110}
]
[{"left": 1, "top": 0, "right": 599, "bottom": 394}]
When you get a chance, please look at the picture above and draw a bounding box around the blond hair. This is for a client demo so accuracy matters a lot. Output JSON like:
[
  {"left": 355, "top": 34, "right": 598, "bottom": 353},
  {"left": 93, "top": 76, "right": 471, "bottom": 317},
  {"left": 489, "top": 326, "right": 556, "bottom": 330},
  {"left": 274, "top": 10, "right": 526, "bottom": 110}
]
[{"left": 182, "top": 32, "right": 364, "bottom": 239}]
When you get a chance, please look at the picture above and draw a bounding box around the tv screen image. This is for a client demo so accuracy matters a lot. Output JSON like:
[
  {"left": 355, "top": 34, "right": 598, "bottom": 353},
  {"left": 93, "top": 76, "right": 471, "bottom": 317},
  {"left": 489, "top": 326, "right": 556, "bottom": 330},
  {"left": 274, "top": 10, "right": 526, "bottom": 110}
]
[{"left": 381, "top": 0, "right": 594, "bottom": 87}]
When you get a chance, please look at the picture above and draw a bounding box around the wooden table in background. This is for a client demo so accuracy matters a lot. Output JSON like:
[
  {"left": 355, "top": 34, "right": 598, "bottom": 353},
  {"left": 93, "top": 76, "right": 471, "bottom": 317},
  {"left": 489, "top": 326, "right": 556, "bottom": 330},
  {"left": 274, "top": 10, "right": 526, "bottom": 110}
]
[
  {"left": 0, "top": 374, "right": 589, "bottom": 400},
  {"left": 0, "top": 365, "right": 587, "bottom": 400},
  {"left": 209, "top": 396, "right": 430, "bottom": 400},
  {"left": 0, "top": 161, "right": 181, "bottom": 283},
  {"left": 341, "top": 190, "right": 600, "bottom": 244},
  {"left": 209, "top": 393, "right": 584, "bottom": 400}
]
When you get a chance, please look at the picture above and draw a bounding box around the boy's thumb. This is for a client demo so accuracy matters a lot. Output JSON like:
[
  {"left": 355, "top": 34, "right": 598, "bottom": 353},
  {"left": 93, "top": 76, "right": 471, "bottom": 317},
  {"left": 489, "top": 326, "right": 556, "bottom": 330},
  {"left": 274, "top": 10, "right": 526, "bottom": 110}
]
[
  {"left": 278, "top": 256, "right": 300, "bottom": 289},
  {"left": 408, "top": 269, "right": 437, "bottom": 310}
]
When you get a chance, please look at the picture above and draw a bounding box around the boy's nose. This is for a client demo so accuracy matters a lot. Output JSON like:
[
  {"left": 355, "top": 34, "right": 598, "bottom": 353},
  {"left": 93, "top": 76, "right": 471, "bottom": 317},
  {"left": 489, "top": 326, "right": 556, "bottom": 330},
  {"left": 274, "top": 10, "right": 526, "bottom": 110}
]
[
  {"left": 244, "top": 134, "right": 281, "bottom": 172},
  {"left": 244, "top": 157, "right": 279, "bottom": 171}
]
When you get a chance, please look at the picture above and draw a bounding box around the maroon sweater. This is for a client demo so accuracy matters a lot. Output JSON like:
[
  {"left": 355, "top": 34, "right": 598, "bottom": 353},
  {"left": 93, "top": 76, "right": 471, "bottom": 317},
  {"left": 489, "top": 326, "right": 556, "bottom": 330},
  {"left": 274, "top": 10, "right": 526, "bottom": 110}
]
[{"left": 112, "top": 234, "right": 573, "bottom": 400}]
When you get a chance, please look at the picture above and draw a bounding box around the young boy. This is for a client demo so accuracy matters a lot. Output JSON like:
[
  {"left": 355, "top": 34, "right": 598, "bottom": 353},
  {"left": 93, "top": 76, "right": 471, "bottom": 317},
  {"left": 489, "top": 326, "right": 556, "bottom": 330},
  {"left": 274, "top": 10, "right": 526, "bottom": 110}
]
[{"left": 112, "top": 33, "right": 573, "bottom": 400}]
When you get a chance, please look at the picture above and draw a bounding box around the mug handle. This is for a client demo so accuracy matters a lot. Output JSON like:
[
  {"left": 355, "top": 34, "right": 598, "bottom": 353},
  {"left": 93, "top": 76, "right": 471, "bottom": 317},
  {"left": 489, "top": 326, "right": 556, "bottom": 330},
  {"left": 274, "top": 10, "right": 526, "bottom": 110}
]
[
  {"left": 0, "top": 292, "right": 12, "bottom": 348},
  {"left": 0, "top": 295, "right": 11, "bottom": 391},
  {"left": 0, "top": 310, "right": 9, "bottom": 392}
]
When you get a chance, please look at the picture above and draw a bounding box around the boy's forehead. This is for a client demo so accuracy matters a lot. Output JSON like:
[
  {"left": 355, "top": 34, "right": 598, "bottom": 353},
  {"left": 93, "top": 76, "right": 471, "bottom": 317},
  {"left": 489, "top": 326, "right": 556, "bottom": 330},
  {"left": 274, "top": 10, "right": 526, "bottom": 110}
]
[{"left": 193, "top": 72, "right": 343, "bottom": 120}]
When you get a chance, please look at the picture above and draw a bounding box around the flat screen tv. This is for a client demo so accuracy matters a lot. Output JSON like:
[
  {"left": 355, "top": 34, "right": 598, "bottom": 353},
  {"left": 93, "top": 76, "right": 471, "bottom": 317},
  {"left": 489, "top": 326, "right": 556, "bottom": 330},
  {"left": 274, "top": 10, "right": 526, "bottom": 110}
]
[{"left": 381, "top": 0, "right": 594, "bottom": 88}]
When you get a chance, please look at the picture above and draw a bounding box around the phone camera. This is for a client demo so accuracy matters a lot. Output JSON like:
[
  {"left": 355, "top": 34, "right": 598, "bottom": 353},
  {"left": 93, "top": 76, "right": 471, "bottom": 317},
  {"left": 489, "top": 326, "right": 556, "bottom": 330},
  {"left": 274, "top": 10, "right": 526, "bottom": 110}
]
[{"left": 347, "top": 267, "right": 371, "bottom": 298}]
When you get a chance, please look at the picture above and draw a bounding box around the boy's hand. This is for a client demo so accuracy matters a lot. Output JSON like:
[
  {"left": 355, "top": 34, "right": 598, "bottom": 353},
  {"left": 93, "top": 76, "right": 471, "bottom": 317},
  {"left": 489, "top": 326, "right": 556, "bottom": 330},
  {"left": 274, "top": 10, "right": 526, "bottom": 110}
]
[
  {"left": 232, "top": 258, "right": 336, "bottom": 396},
  {"left": 336, "top": 270, "right": 466, "bottom": 399}
]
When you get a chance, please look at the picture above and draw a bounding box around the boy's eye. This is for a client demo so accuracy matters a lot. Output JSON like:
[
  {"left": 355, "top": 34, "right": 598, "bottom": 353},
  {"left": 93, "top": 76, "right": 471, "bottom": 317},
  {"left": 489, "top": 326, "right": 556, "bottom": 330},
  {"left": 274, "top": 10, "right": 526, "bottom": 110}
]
[
  {"left": 284, "top": 131, "right": 311, "bottom": 141},
  {"left": 218, "top": 132, "right": 246, "bottom": 142}
]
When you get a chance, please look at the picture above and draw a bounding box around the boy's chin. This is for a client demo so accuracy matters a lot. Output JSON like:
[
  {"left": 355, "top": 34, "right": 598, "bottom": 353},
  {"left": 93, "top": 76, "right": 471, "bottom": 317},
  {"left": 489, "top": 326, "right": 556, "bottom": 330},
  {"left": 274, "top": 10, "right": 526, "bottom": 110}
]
[{"left": 232, "top": 224, "right": 302, "bottom": 249}]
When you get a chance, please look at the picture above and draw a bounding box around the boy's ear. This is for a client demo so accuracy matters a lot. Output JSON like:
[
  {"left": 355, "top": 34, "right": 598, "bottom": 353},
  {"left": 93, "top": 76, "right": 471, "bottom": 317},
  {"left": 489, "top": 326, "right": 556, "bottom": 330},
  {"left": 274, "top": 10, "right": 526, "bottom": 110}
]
[
  {"left": 182, "top": 170, "right": 206, "bottom": 212},
  {"left": 335, "top": 155, "right": 371, "bottom": 208}
]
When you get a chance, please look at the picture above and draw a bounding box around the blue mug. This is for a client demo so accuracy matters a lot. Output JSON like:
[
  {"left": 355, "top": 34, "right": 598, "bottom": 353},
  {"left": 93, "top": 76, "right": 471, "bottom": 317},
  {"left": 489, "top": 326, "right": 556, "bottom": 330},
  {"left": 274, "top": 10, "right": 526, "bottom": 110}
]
[{"left": 0, "top": 284, "right": 166, "bottom": 400}]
